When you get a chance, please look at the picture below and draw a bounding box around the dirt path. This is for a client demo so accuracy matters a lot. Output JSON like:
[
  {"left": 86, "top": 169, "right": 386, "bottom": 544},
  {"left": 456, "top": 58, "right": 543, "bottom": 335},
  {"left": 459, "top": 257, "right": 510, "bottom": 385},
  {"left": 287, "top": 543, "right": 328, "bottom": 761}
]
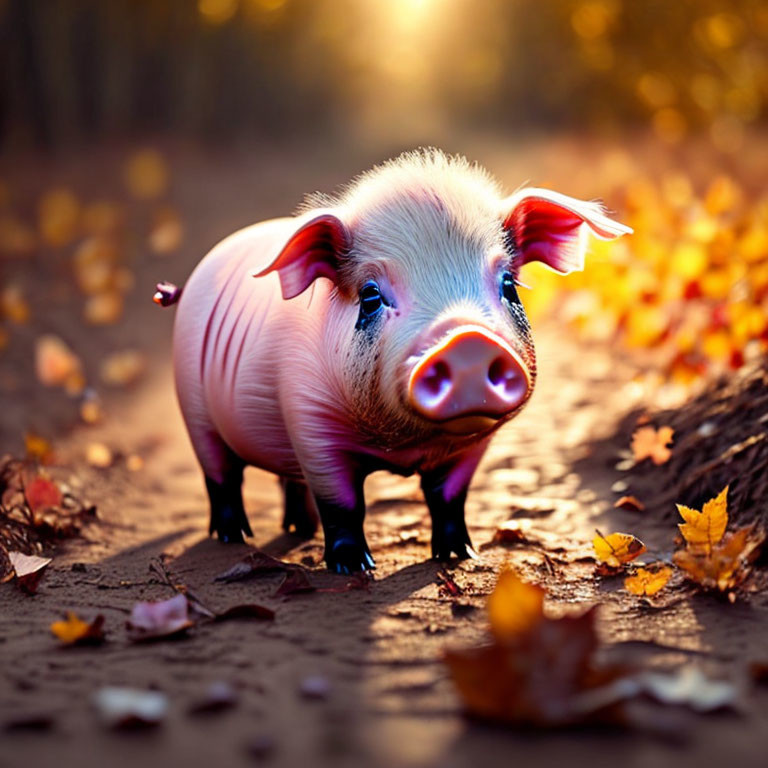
[
  {"left": 4, "top": 141, "right": 768, "bottom": 768},
  {"left": 4, "top": 319, "right": 768, "bottom": 768}
]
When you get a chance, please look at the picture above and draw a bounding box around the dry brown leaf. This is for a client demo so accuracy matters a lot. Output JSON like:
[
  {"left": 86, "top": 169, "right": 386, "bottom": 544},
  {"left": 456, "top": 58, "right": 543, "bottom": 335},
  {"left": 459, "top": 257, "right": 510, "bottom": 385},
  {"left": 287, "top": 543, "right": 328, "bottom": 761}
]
[
  {"left": 445, "top": 582, "right": 624, "bottom": 727},
  {"left": 631, "top": 425, "right": 674, "bottom": 465}
]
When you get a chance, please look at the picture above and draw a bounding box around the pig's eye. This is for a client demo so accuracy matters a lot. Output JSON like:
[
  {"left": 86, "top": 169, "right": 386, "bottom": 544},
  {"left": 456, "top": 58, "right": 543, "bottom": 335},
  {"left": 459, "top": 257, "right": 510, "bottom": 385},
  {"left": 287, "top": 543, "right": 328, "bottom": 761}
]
[
  {"left": 500, "top": 271, "right": 520, "bottom": 305},
  {"left": 359, "top": 280, "right": 385, "bottom": 317}
]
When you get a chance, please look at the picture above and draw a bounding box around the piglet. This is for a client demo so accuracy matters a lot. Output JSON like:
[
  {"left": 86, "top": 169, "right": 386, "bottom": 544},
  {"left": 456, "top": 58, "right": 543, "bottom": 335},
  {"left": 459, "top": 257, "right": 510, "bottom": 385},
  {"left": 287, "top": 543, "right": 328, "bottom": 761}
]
[{"left": 166, "top": 150, "right": 631, "bottom": 572}]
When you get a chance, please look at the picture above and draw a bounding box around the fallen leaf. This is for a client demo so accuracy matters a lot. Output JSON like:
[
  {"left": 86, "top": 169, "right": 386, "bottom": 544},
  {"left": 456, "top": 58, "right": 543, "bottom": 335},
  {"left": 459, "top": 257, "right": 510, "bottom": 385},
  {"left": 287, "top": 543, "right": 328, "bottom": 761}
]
[
  {"left": 614, "top": 495, "right": 645, "bottom": 512},
  {"left": 673, "top": 527, "right": 763, "bottom": 592},
  {"left": 676, "top": 485, "right": 728, "bottom": 555},
  {"left": 593, "top": 531, "right": 646, "bottom": 568},
  {"left": 25, "top": 476, "right": 62, "bottom": 514},
  {"left": 8, "top": 551, "right": 51, "bottom": 594},
  {"left": 50, "top": 612, "right": 105, "bottom": 646},
  {"left": 274, "top": 568, "right": 315, "bottom": 597},
  {"left": 444, "top": 606, "right": 623, "bottom": 726},
  {"left": 624, "top": 565, "right": 672, "bottom": 596},
  {"left": 487, "top": 569, "right": 544, "bottom": 640},
  {"left": 631, "top": 425, "right": 674, "bottom": 465},
  {"left": 492, "top": 519, "right": 532, "bottom": 544},
  {"left": 214, "top": 551, "right": 292, "bottom": 583},
  {"left": 93, "top": 687, "right": 168, "bottom": 729},
  {"left": 126, "top": 593, "right": 193, "bottom": 641},
  {"left": 672, "top": 485, "right": 762, "bottom": 592}
]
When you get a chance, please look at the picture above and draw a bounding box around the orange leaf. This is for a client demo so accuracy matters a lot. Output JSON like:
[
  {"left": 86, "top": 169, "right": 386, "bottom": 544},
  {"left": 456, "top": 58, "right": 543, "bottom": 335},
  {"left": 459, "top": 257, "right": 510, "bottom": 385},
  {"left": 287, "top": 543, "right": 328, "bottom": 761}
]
[
  {"left": 487, "top": 569, "right": 544, "bottom": 641},
  {"left": 624, "top": 565, "right": 672, "bottom": 596},
  {"left": 676, "top": 485, "right": 728, "bottom": 555},
  {"left": 593, "top": 531, "right": 646, "bottom": 568},
  {"left": 674, "top": 527, "right": 763, "bottom": 592},
  {"left": 631, "top": 425, "right": 674, "bottom": 465},
  {"left": 50, "top": 612, "right": 105, "bottom": 646}
]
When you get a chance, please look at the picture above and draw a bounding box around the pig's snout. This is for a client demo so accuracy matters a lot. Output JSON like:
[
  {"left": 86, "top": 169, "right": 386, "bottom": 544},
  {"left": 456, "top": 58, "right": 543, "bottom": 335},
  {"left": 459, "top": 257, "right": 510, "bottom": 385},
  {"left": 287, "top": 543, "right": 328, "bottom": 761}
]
[{"left": 407, "top": 326, "right": 530, "bottom": 433}]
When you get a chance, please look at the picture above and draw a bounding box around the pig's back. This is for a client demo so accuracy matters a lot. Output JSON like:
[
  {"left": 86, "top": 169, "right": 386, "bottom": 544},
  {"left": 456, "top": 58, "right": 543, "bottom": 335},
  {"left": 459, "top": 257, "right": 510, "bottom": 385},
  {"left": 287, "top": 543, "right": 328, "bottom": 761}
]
[{"left": 173, "top": 218, "right": 303, "bottom": 477}]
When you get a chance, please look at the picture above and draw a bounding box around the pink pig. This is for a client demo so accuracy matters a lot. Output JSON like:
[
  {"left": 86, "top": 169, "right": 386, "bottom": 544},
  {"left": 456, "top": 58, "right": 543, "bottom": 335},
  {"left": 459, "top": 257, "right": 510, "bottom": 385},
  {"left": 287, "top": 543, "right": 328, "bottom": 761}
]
[{"left": 169, "top": 149, "right": 631, "bottom": 572}]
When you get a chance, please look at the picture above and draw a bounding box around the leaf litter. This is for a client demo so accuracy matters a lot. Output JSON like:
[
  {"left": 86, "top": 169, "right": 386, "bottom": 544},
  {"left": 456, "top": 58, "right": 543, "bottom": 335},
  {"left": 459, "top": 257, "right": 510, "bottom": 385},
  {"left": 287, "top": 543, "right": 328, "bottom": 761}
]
[{"left": 444, "top": 569, "right": 741, "bottom": 729}]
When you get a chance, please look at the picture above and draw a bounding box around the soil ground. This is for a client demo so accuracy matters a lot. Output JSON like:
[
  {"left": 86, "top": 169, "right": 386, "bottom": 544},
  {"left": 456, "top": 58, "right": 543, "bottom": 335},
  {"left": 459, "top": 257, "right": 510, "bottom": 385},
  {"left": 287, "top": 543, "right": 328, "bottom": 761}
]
[{"left": 3, "top": 139, "right": 768, "bottom": 768}]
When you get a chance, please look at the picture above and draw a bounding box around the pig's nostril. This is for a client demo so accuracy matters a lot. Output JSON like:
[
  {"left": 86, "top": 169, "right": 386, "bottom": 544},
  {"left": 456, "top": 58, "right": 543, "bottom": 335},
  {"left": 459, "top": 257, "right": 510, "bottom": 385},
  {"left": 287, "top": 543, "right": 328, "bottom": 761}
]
[
  {"left": 420, "top": 360, "right": 451, "bottom": 398},
  {"left": 488, "top": 356, "right": 525, "bottom": 400}
]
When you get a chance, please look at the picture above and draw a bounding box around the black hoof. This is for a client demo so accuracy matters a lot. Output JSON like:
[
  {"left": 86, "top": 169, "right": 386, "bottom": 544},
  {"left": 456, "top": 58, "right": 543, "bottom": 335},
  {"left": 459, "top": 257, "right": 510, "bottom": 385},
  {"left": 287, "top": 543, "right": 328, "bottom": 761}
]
[
  {"left": 211, "top": 504, "right": 253, "bottom": 543},
  {"left": 325, "top": 533, "right": 376, "bottom": 574},
  {"left": 206, "top": 476, "right": 252, "bottom": 543},
  {"left": 431, "top": 519, "right": 478, "bottom": 561}
]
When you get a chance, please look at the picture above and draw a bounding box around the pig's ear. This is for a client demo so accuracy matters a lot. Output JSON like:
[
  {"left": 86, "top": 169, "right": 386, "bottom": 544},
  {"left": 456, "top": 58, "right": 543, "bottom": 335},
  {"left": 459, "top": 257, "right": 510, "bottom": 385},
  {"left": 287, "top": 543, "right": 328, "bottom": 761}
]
[
  {"left": 501, "top": 188, "right": 632, "bottom": 275},
  {"left": 252, "top": 212, "right": 351, "bottom": 300}
]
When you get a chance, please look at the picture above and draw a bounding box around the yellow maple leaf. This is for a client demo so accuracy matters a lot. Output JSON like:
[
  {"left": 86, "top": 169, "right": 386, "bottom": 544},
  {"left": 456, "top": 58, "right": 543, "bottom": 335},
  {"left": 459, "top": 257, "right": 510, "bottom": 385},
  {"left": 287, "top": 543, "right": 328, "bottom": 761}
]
[
  {"left": 487, "top": 569, "right": 544, "bottom": 641},
  {"left": 624, "top": 565, "right": 672, "bottom": 596},
  {"left": 593, "top": 531, "right": 646, "bottom": 568},
  {"left": 631, "top": 425, "right": 674, "bottom": 465},
  {"left": 676, "top": 485, "right": 728, "bottom": 555},
  {"left": 50, "top": 612, "right": 105, "bottom": 645},
  {"left": 674, "top": 527, "right": 762, "bottom": 592}
]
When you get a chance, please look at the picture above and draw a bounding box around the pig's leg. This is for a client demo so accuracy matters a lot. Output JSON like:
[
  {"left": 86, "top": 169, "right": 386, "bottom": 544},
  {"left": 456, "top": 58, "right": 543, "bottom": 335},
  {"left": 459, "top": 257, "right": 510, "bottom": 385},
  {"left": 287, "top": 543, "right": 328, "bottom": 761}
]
[
  {"left": 317, "top": 492, "right": 375, "bottom": 574},
  {"left": 420, "top": 443, "right": 488, "bottom": 561},
  {"left": 302, "top": 466, "right": 373, "bottom": 573},
  {"left": 280, "top": 477, "right": 320, "bottom": 538},
  {"left": 193, "top": 430, "right": 252, "bottom": 543}
]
